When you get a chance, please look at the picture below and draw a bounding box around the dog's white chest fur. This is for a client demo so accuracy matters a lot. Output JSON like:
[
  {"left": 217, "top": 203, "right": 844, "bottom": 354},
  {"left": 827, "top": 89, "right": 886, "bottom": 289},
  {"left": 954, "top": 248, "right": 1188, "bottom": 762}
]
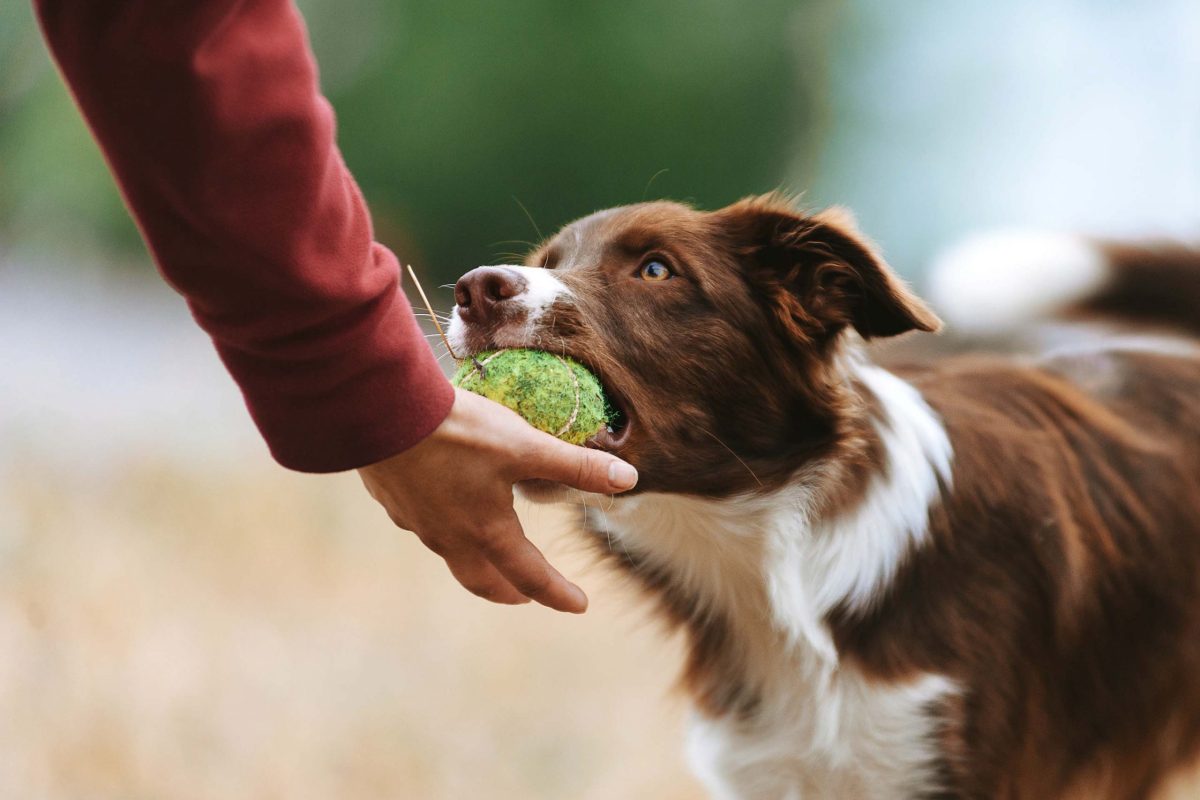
[
  {"left": 685, "top": 669, "right": 953, "bottom": 800},
  {"left": 583, "top": 364, "right": 955, "bottom": 799},
  {"left": 594, "top": 491, "right": 954, "bottom": 800}
]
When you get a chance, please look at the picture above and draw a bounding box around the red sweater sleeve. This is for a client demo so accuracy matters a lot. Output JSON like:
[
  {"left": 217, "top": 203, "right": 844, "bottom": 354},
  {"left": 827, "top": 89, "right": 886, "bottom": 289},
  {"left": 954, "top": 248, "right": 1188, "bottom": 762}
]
[{"left": 34, "top": 0, "right": 455, "bottom": 472}]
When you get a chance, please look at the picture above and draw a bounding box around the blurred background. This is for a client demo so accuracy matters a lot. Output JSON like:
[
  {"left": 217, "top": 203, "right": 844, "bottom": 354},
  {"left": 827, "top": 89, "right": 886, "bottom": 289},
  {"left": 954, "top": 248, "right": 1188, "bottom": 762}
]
[{"left": 1, "top": 1, "right": 1198, "bottom": 797}]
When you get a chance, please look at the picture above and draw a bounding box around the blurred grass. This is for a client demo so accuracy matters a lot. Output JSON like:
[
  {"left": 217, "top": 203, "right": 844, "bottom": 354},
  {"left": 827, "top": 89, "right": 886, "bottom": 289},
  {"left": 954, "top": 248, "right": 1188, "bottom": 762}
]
[
  {"left": 0, "top": 0, "right": 817, "bottom": 283},
  {"left": 0, "top": 457, "right": 701, "bottom": 799}
]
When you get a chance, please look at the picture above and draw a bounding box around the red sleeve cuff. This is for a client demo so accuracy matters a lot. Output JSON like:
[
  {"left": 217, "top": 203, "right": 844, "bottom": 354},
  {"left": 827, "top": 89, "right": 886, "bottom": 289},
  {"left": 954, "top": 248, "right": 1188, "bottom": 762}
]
[{"left": 212, "top": 256, "right": 457, "bottom": 473}]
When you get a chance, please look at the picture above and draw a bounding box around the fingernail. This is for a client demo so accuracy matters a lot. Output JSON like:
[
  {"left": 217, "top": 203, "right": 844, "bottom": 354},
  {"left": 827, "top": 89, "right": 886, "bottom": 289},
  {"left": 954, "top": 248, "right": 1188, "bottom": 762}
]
[
  {"left": 608, "top": 460, "right": 638, "bottom": 490},
  {"left": 568, "top": 584, "right": 589, "bottom": 613}
]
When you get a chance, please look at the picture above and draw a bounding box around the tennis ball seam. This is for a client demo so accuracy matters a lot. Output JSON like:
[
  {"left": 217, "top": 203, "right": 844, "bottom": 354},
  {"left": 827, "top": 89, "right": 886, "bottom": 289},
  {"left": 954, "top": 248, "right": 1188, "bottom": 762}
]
[{"left": 552, "top": 355, "right": 582, "bottom": 438}]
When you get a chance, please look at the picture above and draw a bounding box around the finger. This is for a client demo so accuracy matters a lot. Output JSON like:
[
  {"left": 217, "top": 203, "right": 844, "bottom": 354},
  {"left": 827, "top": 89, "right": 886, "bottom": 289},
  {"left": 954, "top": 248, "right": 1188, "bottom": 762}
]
[
  {"left": 476, "top": 513, "right": 588, "bottom": 613},
  {"left": 444, "top": 553, "right": 530, "bottom": 605},
  {"left": 521, "top": 435, "right": 638, "bottom": 494}
]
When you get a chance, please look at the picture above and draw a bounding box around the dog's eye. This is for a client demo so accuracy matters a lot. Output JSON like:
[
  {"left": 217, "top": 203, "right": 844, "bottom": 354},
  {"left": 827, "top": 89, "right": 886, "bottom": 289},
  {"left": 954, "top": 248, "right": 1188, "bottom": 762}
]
[{"left": 639, "top": 260, "right": 672, "bottom": 282}]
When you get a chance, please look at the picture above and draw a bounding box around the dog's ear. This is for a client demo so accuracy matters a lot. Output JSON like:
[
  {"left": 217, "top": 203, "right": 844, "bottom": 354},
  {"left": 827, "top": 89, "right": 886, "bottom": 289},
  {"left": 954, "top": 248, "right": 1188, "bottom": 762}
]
[{"left": 714, "top": 194, "right": 941, "bottom": 342}]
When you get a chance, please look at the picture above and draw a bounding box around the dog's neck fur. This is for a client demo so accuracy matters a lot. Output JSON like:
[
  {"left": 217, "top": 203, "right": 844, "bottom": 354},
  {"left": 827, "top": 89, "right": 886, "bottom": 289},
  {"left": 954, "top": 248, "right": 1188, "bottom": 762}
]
[
  {"left": 586, "top": 348, "right": 952, "bottom": 675},
  {"left": 579, "top": 349, "right": 956, "bottom": 797}
]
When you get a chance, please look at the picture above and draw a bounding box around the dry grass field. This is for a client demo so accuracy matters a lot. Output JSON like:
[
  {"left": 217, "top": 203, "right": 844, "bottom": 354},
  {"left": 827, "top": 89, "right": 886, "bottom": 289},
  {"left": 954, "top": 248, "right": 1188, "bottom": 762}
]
[{"left": 0, "top": 455, "right": 702, "bottom": 799}]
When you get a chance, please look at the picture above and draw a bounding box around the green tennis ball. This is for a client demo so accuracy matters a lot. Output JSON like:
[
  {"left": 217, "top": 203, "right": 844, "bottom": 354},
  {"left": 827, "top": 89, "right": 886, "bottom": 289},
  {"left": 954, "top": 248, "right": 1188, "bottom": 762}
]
[{"left": 452, "top": 349, "right": 612, "bottom": 445}]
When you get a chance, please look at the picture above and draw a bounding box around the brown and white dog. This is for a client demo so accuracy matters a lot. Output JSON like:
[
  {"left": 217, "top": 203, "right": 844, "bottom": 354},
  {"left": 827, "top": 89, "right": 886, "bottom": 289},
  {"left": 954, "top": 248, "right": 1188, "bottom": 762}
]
[{"left": 446, "top": 194, "right": 1200, "bottom": 800}]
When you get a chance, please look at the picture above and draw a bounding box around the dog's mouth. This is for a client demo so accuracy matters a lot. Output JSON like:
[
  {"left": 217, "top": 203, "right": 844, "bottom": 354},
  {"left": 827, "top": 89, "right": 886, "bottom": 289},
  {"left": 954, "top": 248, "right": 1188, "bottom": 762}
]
[{"left": 584, "top": 373, "right": 633, "bottom": 454}]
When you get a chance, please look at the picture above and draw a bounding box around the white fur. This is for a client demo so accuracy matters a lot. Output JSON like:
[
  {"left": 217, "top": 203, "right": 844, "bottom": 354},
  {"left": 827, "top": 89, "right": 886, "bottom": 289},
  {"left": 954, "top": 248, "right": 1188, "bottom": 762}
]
[
  {"left": 928, "top": 231, "right": 1109, "bottom": 335},
  {"left": 1027, "top": 326, "right": 1200, "bottom": 398},
  {"left": 1038, "top": 329, "right": 1200, "bottom": 361},
  {"left": 446, "top": 265, "right": 570, "bottom": 352},
  {"left": 582, "top": 360, "right": 956, "bottom": 800},
  {"left": 503, "top": 265, "right": 572, "bottom": 325},
  {"left": 687, "top": 673, "right": 956, "bottom": 800},
  {"left": 446, "top": 313, "right": 465, "bottom": 354},
  {"left": 767, "top": 361, "right": 954, "bottom": 663}
]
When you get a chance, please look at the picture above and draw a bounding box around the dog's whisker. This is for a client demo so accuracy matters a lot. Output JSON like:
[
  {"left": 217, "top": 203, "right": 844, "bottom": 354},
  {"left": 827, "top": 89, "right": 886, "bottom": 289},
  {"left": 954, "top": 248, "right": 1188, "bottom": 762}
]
[
  {"left": 574, "top": 488, "right": 617, "bottom": 555},
  {"left": 697, "top": 427, "right": 763, "bottom": 488},
  {"left": 641, "top": 167, "right": 670, "bottom": 200},
  {"left": 588, "top": 492, "right": 619, "bottom": 537},
  {"left": 489, "top": 238, "right": 540, "bottom": 250},
  {"left": 510, "top": 196, "right": 544, "bottom": 243}
]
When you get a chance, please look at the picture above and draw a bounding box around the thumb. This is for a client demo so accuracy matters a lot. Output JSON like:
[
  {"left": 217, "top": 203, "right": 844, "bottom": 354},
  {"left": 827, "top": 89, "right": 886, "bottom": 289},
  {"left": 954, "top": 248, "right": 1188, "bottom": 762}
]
[{"left": 523, "top": 435, "right": 639, "bottom": 494}]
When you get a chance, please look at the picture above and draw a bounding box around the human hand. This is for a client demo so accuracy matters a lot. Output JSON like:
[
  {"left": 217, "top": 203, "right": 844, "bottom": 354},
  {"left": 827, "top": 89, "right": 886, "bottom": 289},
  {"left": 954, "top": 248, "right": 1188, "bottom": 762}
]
[{"left": 357, "top": 388, "right": 638, "bottom": 612}]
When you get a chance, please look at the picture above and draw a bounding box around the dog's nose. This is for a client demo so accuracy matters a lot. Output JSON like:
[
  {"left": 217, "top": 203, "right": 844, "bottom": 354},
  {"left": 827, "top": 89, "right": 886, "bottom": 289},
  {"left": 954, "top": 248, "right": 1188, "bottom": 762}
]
[{"left": 454, "top": 267, "right": 527, "bottom": 324}]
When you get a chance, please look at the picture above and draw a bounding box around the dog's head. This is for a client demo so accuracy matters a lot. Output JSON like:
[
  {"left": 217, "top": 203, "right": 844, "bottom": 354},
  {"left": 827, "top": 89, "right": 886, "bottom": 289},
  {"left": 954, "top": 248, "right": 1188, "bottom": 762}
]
[{"left": 447, "top": 193, "right": 939, "bottom": 495}]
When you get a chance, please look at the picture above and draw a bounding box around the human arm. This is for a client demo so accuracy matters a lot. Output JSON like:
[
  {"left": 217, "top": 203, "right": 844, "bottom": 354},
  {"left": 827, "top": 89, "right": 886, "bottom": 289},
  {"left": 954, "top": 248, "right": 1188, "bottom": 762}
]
[{"left": 34, "top": 0, "right": 638, "bottom": 611}]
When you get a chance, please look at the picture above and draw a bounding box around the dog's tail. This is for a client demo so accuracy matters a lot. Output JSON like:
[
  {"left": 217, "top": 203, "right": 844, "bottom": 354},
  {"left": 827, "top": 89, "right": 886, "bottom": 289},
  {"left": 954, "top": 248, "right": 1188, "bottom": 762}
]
[{"left": 928, "top": 231, "right": 1200, "bottom": 337}]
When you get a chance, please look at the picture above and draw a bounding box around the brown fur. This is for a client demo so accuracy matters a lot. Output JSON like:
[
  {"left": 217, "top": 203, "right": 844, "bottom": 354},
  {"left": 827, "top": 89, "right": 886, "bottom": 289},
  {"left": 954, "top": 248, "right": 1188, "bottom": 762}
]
[
  {"left": 455, "top": 193, "right": 1200, "bottom": 798},
  {"left": 836, "top": 353, "right": 1200, "bottom": 799},
  {"left": 1079, "top": 241, "right": 1200, "bottom": 337}
]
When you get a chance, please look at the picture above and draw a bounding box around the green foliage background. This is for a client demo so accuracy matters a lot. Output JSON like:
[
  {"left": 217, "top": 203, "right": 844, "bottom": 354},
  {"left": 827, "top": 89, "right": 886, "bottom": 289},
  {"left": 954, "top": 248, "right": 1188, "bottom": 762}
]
[{"left": 0, "top": 1, "right": 836, "bottom": 285}]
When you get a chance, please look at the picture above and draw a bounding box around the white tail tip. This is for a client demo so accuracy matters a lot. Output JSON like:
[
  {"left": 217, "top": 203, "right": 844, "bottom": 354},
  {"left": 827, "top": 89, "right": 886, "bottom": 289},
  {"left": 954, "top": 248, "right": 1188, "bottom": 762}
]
[{"left": 927, "top": 231, "right": 1109, "bottom": 335}]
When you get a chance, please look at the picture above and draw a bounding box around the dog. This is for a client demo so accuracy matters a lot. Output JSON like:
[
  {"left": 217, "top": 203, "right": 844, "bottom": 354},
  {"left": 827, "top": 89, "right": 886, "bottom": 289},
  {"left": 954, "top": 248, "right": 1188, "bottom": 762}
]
[{"left": 446, "top": 193, "right": 1200, "bottom": 799}]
